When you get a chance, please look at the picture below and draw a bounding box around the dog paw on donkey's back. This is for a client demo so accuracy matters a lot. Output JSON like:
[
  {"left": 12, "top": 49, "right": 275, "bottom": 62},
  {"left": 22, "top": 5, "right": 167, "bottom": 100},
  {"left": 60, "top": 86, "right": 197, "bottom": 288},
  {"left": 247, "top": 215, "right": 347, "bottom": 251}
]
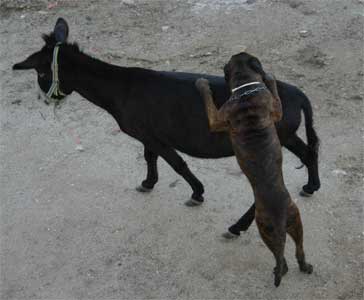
[{"left": 195, "top": 78, "right": 210, "bottom": 92}]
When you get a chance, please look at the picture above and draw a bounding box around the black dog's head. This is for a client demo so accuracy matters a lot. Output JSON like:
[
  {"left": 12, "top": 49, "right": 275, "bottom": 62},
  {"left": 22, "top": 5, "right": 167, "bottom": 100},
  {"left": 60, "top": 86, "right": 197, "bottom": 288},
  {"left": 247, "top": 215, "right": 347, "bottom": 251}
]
[
  {"left": 223, "top": 52, "right": 266, "bottom": 89},
  {"left": 13, "top": 18, "right": 71, "bottom": 101}
]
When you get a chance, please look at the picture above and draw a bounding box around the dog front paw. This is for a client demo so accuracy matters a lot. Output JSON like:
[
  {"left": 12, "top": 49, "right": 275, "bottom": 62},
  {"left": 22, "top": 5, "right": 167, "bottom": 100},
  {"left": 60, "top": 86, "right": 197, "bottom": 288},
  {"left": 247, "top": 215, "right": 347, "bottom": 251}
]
[{"left": 195, "top": 78, "right": 210, "bottom": 92}]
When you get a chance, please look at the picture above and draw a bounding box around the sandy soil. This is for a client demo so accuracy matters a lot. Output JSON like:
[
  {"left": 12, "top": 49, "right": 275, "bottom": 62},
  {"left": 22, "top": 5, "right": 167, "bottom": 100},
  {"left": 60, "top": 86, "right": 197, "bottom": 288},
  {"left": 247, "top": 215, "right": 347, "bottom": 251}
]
[{"left": 1, "top": 0, "right": 363, "bottom": 299}]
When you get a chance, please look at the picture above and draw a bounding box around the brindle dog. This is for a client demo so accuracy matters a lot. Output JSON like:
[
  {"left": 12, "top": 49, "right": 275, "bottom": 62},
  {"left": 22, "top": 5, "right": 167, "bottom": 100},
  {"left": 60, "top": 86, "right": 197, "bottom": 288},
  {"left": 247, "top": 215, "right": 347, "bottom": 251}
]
[{"left": 195, "top": 52, "right": 313, "bottom": 287}]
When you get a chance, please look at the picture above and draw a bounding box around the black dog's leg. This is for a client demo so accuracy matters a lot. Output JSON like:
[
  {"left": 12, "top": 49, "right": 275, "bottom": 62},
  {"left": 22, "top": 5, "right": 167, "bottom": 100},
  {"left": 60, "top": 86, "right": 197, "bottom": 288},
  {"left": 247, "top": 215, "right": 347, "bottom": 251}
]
[
  {"left": 136, "top": 147, "right": 159, "bottom": 192},
  {"left": 146, "top": 141, "right": 204, "bottom": 206},
  {"left": 285, "top": 134, "right": 320, "bottom": 196},
  {"left": 223, "top": 203, "right": 256, "bottom": 239}
]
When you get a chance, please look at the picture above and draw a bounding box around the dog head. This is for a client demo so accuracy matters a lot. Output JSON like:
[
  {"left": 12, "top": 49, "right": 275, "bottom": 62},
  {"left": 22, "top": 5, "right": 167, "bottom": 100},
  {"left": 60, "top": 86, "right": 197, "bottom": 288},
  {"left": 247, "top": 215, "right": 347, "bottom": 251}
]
[{"left": 223, "top": 52, "right": 266, "bottom": 89}]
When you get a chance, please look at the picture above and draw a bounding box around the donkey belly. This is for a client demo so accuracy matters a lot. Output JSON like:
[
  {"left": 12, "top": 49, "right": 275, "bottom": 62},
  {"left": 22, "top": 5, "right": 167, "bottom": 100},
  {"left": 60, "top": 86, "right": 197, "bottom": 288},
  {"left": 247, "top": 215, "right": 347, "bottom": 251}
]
[{"left": 141, "top": 75, "right": 235, "bottom": 158}]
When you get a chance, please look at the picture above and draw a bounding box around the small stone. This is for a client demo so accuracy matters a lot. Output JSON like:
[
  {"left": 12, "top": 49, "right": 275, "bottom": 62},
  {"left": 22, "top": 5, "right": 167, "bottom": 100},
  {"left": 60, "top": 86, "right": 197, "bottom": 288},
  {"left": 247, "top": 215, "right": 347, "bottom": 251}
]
[
  {"left": 11, "top": 99, "right": 22, "bottom": 105},
  {"left": 299, "top": 30, "right": 310, "bottom": 37},
  {"left": 332, "top": 169, "right": 348, "bottom": 176},
  {"left": 169, "top": 179, "right": 180, "bottom": 188},
  {"left": 350, "top": 95, "right": 363, "bottom": 101},
  {"left": 111, "top": 128, "right": 121, "bottom": 135},
  {"left": 288, "top": 0, "right": 302, "bottom": 8},
  {"left": 162, "top": 26, "right": 169, "bottom": 31},
  {"left": 20, "top": 14, "right": 26, "bottom": 19},
  {"left": 75, "top": 145, "right": 84, "bottom": 152},
  {"left": 47, "top": 2, "right": 58, "bottom": 10}
]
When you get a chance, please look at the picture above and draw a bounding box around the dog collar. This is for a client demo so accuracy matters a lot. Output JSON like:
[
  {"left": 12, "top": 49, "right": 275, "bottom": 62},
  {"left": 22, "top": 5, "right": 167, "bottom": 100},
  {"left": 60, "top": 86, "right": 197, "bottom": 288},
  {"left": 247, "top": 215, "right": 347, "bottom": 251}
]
[
  {"left": 228, "top": 82, "right": 266, "bottom": 102},
  {"left": 46, "top": 43, "right": 66, "bottom": 98},
  {"left": 231, "top": 81, "right": 261, "bottom": 93}
]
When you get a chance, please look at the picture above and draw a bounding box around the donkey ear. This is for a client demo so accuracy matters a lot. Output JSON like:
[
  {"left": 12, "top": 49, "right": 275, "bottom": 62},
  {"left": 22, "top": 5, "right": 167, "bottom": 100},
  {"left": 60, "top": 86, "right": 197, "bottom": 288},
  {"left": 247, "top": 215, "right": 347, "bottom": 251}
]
[
  {"left": 223, "top": 63, "right": 229, "bottom": 81},
  {"left": 13, "top": 51, "right": 42, "bottom": 70},
  {"left": 54, "top": 18, "right": 69, "bottom": 43}
]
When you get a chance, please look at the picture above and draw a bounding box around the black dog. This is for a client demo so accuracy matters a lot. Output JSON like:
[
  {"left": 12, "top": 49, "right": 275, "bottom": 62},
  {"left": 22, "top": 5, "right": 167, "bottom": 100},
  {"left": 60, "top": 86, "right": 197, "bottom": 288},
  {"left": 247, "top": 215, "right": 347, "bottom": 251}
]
[
  {"left": 13, "top": 18, "right": 319, "bottom": 222},
  {"left": 196, "top": 53, "right": 313, "bottom": 286}
]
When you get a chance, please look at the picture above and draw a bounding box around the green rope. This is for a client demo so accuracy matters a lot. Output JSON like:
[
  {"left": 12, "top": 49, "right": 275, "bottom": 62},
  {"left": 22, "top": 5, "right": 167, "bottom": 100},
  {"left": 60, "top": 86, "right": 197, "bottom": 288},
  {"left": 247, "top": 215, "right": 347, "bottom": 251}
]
[{"left": 46, "top": 43, "right": 66, "bottom": 101}]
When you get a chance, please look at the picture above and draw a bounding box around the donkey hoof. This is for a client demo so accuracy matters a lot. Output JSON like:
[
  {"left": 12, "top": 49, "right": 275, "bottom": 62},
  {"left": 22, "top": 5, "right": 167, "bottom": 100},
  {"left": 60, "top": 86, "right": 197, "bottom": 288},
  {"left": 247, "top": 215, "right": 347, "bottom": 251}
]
[
  {"left": 274, "top": 275, "right": 282, "bottom": 287},
  {"left": 299, "top": 189, "right": 313, "bottom": 197},
  {"left": 300, "top": 263, "right": 313, "bottom": 274},
  {"left": 136, "top": 185, "right": 153, "bottom": 193},
  {"left": 184, "top": 198, "right": 203, "bottom": 207},
  {"left": 222, "top": 231, "right": 240, "bottom": 239}
]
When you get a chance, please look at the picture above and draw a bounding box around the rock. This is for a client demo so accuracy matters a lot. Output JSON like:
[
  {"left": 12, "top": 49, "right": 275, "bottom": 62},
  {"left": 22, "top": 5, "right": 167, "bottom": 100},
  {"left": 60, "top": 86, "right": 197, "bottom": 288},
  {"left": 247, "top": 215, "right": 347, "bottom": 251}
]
[
  {"left": 111, "top": 128, "right": 121, "bottom": 135},
  {"left": 297, "top": 45, "right": 327, "bottom": 68},
  {"left": 121, "top": 0, "right": 134, "bottom": 4},
  {"left": 169, "top": 179, "right": 180, "bottom": 188},
  {"left": 288, "top": 0, "right": 302, "bottom": 8},
  {"left": 349, "top": 95, "right": 363, "bottom": 101},
  {"left": 47, "top": 2, "right": 58, "bottom": 10},
  {"left": 75, "top": 145, "right": 84, "bottom": 152},
  {"left": 162, "top": 26, "right": 169, "bottom": 31},
  {"left": 299, "top": 30, "right": 310, "bottom": 37},
  {"left": 332, "top": 169, "right": 348, "bottom": 176},
  {"left": 300, "top": 6, "right": 316, "bottom": 15}
]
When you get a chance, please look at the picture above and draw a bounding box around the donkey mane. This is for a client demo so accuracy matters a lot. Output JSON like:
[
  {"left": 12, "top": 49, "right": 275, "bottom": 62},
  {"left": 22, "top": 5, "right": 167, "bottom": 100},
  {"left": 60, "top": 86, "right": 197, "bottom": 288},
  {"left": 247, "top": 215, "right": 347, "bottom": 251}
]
[{"left": 43, "top": 32, "right": 132, "bottom": 79}]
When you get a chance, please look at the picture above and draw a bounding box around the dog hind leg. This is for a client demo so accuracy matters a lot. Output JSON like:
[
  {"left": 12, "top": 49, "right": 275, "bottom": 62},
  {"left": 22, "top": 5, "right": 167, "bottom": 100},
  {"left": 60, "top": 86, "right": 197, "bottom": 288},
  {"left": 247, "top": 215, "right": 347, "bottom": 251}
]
[
  {"left": 256, "top": 215, "right": 288, "bottom": 287},
  {"left": 286, "top": 202, "right": 313, "bottom": 274}
]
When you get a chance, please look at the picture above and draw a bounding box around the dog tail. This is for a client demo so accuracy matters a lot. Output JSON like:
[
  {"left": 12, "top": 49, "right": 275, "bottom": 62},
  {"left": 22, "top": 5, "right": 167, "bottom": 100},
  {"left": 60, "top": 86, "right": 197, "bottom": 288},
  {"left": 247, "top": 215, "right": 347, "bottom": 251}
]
[{"left": 301, "top": 93, "right": 319, "bottom": 161}]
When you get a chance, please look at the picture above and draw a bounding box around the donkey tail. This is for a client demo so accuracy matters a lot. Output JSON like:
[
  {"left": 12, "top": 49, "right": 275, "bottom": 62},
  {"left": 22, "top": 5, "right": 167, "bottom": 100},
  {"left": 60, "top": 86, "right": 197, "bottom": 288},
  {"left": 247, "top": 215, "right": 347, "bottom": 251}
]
[{"left": 301, "top": 93, "right": 319, "bottom": 160}]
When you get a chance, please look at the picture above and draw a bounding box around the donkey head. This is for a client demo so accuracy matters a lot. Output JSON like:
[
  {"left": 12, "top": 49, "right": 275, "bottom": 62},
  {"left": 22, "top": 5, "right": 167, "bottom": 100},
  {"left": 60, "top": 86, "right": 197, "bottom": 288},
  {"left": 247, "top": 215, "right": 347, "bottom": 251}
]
[{"left": 13, "top": 18, "right": 71, "bottom": 101}]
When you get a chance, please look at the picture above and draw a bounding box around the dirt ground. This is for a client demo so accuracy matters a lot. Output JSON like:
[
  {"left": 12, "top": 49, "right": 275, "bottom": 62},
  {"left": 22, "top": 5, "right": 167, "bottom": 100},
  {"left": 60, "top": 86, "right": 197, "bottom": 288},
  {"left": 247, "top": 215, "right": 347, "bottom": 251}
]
[{"left": 1, "top": 0, "right": 363, "bottom": 299}]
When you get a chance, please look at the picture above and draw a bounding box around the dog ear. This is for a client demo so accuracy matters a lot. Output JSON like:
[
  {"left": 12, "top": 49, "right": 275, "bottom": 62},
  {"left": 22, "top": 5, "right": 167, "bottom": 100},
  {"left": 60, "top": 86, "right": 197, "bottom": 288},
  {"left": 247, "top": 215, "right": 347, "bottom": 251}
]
[
  {"left": 54, "top": 18, "right": 69, "bottom": 43},
  {"left": 13, "top": 51, "right": 42, "bottom": 70},
  {"left": 263, "top": 73, "right": 282, "bottom": 122},
  {"left": 249, "top": 57, "right": 265, "bottom": 76}
]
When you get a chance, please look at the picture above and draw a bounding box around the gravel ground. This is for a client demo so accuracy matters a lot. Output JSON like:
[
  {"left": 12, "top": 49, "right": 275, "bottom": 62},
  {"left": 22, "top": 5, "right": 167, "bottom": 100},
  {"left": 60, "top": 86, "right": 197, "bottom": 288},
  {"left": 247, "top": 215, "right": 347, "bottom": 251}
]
[{"left": 1, "top": 0, "right": 363, "bottom": 299}]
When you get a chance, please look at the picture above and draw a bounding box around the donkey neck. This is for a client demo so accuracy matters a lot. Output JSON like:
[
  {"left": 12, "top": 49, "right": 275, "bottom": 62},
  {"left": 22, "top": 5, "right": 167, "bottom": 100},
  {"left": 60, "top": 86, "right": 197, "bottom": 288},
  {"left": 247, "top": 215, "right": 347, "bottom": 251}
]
[{"left": 59, "top": 45, "right": 131, "bottom": 111}]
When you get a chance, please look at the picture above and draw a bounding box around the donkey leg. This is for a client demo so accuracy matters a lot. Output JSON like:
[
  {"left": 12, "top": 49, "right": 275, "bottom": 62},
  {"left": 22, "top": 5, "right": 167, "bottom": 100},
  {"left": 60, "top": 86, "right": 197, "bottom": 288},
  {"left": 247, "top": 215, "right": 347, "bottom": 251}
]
[
  {"left": 136, "top": 147, "right": 159, "bottom": 193},
  {"left": 146, "top": 141, "right": 204, "bottom": 206},
  {"left": 223, "top": 203, "right": 256, "bottom": 239},
  {"left": 256, "top": 215, "right": 288, "bottom": 287},
  {"left": 286, "top": 202, "right": 313, "bottom": 274},
  {"left": 284, "top": 134, "right": 320, "bottom": 196}
]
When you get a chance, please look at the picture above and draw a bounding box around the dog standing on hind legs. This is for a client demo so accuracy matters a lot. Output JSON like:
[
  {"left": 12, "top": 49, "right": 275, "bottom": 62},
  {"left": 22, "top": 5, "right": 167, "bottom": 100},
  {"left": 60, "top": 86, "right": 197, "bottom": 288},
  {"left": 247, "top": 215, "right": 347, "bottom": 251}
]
[{"left": 195, "top": 52, "right": 313, "bottom": 286}]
